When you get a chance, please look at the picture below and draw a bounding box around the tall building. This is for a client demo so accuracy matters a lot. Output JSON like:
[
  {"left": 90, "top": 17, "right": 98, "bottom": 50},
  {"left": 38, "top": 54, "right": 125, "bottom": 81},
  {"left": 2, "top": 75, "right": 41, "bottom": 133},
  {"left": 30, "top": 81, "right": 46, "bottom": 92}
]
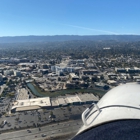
[{"left": 14, "top": 71, "right": 21, "bottom": 77}]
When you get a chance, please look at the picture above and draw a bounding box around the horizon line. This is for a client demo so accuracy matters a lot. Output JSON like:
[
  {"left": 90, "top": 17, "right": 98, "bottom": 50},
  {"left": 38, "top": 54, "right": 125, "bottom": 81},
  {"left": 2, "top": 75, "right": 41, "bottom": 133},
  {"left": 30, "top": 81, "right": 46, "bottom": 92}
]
[{"left": 0, "top": 34, "right": 139, "bottom": 37}]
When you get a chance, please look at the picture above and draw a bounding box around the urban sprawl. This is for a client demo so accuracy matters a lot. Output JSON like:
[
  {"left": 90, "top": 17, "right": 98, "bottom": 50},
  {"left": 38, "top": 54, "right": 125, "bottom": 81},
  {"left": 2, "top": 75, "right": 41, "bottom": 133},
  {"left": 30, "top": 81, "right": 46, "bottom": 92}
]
[{"left": 0, "top": 40, "right": 140, "bottom": 138}]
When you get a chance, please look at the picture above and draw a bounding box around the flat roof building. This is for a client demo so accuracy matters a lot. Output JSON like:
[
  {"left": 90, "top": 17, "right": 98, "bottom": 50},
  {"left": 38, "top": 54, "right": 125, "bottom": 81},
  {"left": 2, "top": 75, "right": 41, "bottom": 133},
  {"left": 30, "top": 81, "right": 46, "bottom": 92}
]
[
  {"left": 57, "top": 96, "right": 68, "bottom": 106},
  {"left": 11, "top": 93, "right": 99, "bottom": 112},
  {"left": 14, "top": 71, "right": 21, "bottom": 77},
  {"left": 66, "top": 95, "right": 81, "bottom": 105},
  {"left": 51, "top": 98, "right": 59, "bottom": 107},
  {"left": 77, "top": 93, "right": 99, "bottom": 104},
  {"left": 81, "top": 69, "right": 98, "bottom": 75},
  {"left": 115, "top": 68, "right": 126, "bottom": 73},
  {"left": 11, "top": 97, "right": 51, "bottom": 112},
  {"left": 69, "top": 73, "right": 79, "bottom": 81}
]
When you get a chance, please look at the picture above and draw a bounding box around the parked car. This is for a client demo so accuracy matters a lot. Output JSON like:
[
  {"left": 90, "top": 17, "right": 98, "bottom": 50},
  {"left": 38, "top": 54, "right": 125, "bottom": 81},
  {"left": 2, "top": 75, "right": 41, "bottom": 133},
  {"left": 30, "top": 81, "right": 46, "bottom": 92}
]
[{"left": 42, "top": 134, "right": 46, "bottom": 137}]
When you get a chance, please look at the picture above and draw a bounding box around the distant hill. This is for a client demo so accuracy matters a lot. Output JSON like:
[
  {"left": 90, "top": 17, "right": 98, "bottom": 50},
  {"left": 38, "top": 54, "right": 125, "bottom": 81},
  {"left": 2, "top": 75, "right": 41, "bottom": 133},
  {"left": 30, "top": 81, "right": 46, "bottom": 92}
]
[{"left": 0, "top": 35, "right": 140, "bottom": 43}]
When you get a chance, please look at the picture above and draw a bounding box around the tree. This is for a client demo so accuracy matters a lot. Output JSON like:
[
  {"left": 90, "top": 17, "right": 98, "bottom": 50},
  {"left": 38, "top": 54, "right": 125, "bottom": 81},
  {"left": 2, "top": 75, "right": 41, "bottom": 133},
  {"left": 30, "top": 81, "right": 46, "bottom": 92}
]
[
  {"left": 15, "top": 117, "right": 19, "bottom": 122},
  {"left": 50, "top": 111, "right": 53, "bottom": 116},
  {"left": 8, "top": 92, "right": 15, "bottom": 98},
  {"left": 67, "top": 106, "right": 71, "bottom": 111}
]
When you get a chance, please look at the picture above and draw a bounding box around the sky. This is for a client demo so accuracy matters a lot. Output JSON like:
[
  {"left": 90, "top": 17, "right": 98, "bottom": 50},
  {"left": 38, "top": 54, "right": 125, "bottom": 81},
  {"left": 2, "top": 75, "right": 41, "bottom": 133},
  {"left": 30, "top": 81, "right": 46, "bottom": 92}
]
[{"left": 0, "top": 0, "right": 140, "bottom": 36}]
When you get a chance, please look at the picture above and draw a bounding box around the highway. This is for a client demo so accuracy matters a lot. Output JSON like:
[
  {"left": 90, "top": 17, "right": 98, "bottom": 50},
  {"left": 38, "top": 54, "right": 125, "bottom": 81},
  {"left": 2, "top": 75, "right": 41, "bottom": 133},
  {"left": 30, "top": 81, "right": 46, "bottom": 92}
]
[{"left": 0, "top": 119, "right": 83, "bottom": 140}]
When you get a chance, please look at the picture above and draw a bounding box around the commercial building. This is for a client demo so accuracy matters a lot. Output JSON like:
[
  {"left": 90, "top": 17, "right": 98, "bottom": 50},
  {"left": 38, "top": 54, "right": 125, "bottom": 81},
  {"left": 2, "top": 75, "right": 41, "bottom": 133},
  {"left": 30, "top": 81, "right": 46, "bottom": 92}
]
[
  {"left": 115, "top": 68, "right": 126, "bottom": 73},
  {"left": 57, "top": 96, "right": 68, "bottom": 106},
  {"left": 51, "top": 65, "right": 74, "bottom": 75},
  {"left": 18, "top": 63, "right": 36, "bottom": 68},
  {"left": 115, "top": 67, "right": 140, "bottom": 73},
  {"left": 11, "top": 97, "right": 51, "bottom": 112},
  {"left": 51, "top": 98, "right": 59, "bottom": 107},
  {"left": 11, "top": 93, "right": 99, "bottom": 112},
  {"left": 4, "top": 70, "right": 13, "bottom": 76},
  {"left": 77, "top": 93, "right": 99, "bottom": 104},
  {"left": 66, "top": 95, "right": 81, "bottom": 105},
  {"left": 38, "top": 69, "right": 48, "bottom": 74},
  {"left": 81, "top": 69, "right": 98, "bottom": 75},
  {"left": 125, "top": 68, "right": 140, "bottom": 73},
  {"left": 133, "top": 76, "right": 140, "bottom": 81},
  {"left": 41, "top": 64, "right": 50, "bottom": 69},
  {"left": 69, "top": 73, "right": 79, "bottom": 81},
  {"left": 14, "top": 71, "right": 21, "bottom": 77},
  {"left": 107, "top": 80, "right": 117, "bottom": 86}
]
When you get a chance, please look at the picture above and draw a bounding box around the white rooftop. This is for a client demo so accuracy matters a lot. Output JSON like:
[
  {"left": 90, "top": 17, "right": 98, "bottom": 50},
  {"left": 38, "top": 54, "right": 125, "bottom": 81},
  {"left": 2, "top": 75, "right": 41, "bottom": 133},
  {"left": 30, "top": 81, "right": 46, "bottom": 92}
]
[
  {"left": 77, "top": 93, "right": 99, "bottom": 102},
  {"left": 66, "top": 95, "right": 81, "bottom": 103},
  {"left": 51, "top": 99, "right": 59, "bottom": 106},
  {"left": 12, "top": 97, "right": 51, "bottom": 111},
  {"left": 69, "top": 73, "right": 77, "bottom": 78},
  {"left": 57, "top": 97, "right": 67, "bottom": 105}
]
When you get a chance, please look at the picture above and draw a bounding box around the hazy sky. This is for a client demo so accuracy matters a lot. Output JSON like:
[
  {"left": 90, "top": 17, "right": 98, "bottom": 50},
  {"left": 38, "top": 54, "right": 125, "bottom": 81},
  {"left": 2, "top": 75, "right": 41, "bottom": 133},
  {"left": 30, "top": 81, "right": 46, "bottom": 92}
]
[{"left": 0, "top": 0, "right": 140, "bottom": 36}]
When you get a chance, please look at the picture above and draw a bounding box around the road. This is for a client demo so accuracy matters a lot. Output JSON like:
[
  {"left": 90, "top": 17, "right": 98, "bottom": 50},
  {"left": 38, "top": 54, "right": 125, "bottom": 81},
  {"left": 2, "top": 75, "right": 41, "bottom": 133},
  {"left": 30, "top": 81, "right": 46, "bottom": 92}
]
[{"left": 0, "top": 119, "right": 83, "bottom": 140}]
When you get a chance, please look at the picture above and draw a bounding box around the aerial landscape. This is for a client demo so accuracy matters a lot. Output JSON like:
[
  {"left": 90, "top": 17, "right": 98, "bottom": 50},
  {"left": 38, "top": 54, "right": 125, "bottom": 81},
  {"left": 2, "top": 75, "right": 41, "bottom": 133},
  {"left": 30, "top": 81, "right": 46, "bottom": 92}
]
[
  {"left": 0, "top": 0, "right": 140, "bottom": 140},
  {"left": 0, "top": 35, "right": 140, "bottom": 139}
]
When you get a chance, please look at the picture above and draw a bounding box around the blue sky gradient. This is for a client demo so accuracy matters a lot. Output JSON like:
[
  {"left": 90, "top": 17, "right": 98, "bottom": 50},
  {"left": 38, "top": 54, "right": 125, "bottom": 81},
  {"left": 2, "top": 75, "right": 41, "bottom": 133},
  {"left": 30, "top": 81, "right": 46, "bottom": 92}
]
[{"left": 0, "top": 0, "right": 140, "bottom": 36}]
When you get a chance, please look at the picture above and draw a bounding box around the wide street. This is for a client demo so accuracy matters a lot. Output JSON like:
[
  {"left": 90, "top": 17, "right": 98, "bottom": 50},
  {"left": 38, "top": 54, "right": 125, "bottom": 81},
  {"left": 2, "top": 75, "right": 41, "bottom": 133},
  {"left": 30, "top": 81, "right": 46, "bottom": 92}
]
[{"left": 0, "top": 119, "right": 82, "bottom": 140}]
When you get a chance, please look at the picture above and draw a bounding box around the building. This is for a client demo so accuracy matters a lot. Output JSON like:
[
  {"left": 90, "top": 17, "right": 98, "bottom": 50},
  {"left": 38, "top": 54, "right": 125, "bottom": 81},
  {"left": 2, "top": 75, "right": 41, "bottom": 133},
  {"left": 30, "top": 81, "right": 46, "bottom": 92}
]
[
  {"left": 69, "top": 73, "right": 79, "bottom": 81},
  {"left": 81, "top": 69, "right": 98, "bottom": 75},
  {"left": 14, "top": 71, "right": 21, "bottom": 77},
  {"left": 38, "top": 69, "right": 48, "bottom": 74},
  {"left": 115, "top": 67, "right": 140, "bottom": 73},
  {"left": 4, "top": 70, "right": 13, "bottom": 76},
  {"left": 66, "top": 95, "right": 81, "bottom": 105},
  {"left": 115, "top": 68, "right": 126, "bottom": 73},
  {"left": 94, "top": 82, "right": 109, "bottom": 89},
  {"left": 70, "top": 59, "right": 85, "bottom": 64},
  {"left": 51, "top": 66, "right": 56, "bottom": 72},
  {"left": 41, "top": 64, "right": 50, "bottom": 69},
  {"left": 133, "top": 76, "right": 140, "bottom": 81},
  {"left": 11, "top": 93, "right": 99, "bottom": 113},
  {"left": 18, "top": 63, "right": 36, "bottom": 68},
  {"left": 11, "top": 97, "right": 51, "bottom": 112},
  {"left": 57, "top": 96, "right": 68, "bottom": 106},
  {"left": 77, "top": 93, "right": 99, "bottom": 104},
  {"left": 125, "top": 68, "right": 140, "bottom": 73},
  {"left": 51, "top": 65, "right": 74, "bottom": 74},
  {"left": 107, "top": 80, "right": 117, "bottom": 86},
  {"left": 51, "top": 98, "right": 59, "bottom": 107}
]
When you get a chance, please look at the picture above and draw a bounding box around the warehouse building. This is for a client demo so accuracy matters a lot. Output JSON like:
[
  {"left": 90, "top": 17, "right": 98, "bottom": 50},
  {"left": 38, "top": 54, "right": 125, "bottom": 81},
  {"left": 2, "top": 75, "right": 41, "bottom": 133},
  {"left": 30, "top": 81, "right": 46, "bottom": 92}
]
[
  {"left": 57, "top": 96, "right": 68, "bottom": 106},
  {"left": 66, "top": 95, "right": 81, "bottom": 105},
  {"left": 11, "top": 93, "right": 99, "bottom": 113},
  {"left": 77, "top": 93, "right": 99, "bottom": 104},
  {"left": 51, "top": 98, "right": 59, "bottom": 107},
  {"left": 11, "top": 97, "right": 51, "bottom": 113}
]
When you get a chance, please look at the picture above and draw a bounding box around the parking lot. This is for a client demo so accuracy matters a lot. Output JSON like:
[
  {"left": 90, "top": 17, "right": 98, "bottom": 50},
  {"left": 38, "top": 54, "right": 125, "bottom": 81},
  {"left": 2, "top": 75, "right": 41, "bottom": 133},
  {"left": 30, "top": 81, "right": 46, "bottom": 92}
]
[{"left": 0, "top": 104, "right": 89, "bottom": 132}]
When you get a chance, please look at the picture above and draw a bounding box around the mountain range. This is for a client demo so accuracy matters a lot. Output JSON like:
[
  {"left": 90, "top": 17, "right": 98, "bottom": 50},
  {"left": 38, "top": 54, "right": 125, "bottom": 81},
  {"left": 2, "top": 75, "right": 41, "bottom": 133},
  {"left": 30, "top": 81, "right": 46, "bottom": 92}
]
[{"left": 0, "top": 35, "right": 140, "bottom": 43}]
